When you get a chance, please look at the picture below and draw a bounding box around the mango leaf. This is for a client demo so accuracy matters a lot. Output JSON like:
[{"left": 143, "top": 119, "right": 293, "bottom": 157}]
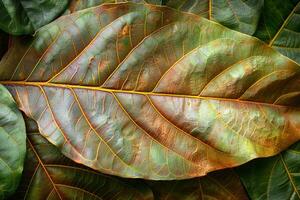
[
  {"left": 67, "top": 0, "right": 263, "bottom": 35},
  {"left": 253, "top": 0, "right": 300, "bottom": 64},
  {"left": 0, "top": 3, "right": 300, "bottom": 180},
  {"left": 11, "top": 117, "right": 153, "bottom": 200},
  {"left": 0, "top": 0, "right": 69, "bottom": 35},
  {"left": 237, "top": 141, "right": 300, "bottom": 200},
  {"left": 0, "top": 85, "right": 26, "bottom": 199},
  {"left": 147, "top": 170, "right": 249, "bottom": 200}
]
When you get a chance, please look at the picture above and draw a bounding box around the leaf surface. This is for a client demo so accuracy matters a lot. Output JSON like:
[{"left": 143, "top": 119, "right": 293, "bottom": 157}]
[
  {"left": 0, "top": 0, "right": 69, "bottom": 35},
  {"left": 68, "top": 0, "right": 263, "bottom": 35},
  {"left": 0, "top": 3, "right": 300, "bottom": 180},
  {"left": 0, "top": 85, "right": 26, "bottom": 199},
  {"left": 12, "top": 117, "right": 153, "bottom": 200}
]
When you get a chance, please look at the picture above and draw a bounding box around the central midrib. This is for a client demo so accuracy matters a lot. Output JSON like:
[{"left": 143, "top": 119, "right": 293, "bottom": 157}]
[{"left": 0, "top": 80, "right": 293, "bottom": 109}]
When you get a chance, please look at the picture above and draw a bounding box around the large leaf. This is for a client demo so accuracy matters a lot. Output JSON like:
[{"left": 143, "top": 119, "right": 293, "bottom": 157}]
[
  {"left": 0, "top": 0, "right": 69, "bottom": 35},
  {"left": 0, "top": 85, "right": 26, "bottom": 199},
  {"left": 67, "top": 0, "right": 263, "bottom": 35},
  {"left": 0, "top": 3, "right": 300, "bottom": 180},
  {"left": 147, "top": 170, "right": 249, "bottom": 200},
  {"left": 11, "top": 117, "right": 153, "bottom": 200},
  {"left": 254, "top": 0, "right": 300, "bottom": 64},
  {"left": 237, "top": 141, "right": 300, "bottom": 200}
]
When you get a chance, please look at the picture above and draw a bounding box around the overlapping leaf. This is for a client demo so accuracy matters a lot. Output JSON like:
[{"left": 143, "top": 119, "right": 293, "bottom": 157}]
[
  {"left": 0, "top": 0, "right": 69, "bottom": 35},
  {"left": 12, "top": 117, "right": 153, "bottom": 200},
  {"left": 254, "top": 0, "right": 300, "bottom": 64},
  {"left": 237, "top": 141, "right": 300, "bottom": 200},
  {"left": 147, "top": 170, "right": 249, "bottom": 200},
  {"left": 0, "top": 85, "right": 26, "bottom": 199},
  {"left": 0, "top": 3, "right": 300, "bottom": 180}
]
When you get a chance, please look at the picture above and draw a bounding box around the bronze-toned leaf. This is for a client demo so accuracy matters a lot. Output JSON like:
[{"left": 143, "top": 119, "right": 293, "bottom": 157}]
[
  {"left": 11, "top": 117, "right": 153, "bottom": 200},
  {"left": 0, "top": 3, "right": 300, "bottom": 180},
  {"left": 67, "top": 0, "right": 263, "bottom": 35}
]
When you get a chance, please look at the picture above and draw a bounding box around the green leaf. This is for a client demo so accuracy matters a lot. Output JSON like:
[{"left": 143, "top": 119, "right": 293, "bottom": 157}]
[
  {"left": 0, "top": 3, "right": 300, "bottom": 180},
  {"left": 254, "top": 0, "right": 300, "bottom": 64},
  {"left": 0, "top": 84, "right": 26, "bottom": 199},
  {"left": 11, "top": 117, "right": 153, "bottom": 200},
  {"left": 0, "top": 0, "right": 69, "bottom": 35},
  {"left": 147, "top": 169, "right": 249, "bottom": 200},
  {"left": 237, "top": 141, "right": 300, "bottom": 200}
]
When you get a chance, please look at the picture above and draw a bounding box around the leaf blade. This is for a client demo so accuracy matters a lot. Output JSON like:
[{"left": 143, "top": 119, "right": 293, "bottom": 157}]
[
  {"left": 0, "top": 3, "right": 300, "bottom": 180},
  {"left": 0, "top": 85, "right": 26, "bottom": 199}
]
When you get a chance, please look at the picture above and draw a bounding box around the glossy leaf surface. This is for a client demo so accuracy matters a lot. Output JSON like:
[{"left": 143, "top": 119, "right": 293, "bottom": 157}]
[
  {"left": 0, "top": 85, "right": 26, "bottom": 199},
  {"left": 148, "top": 170, "right": 249, "bottom": 200},
  {"left": 237, "top": 141, "right": 300, "bottom": 200},
  {"left": 0, "top": 0, "right": 69, "bottom": 35},
  {"left": 1, "top": 3, "right": 300, "bottom": 180},
  {"left": 12, "top": 118, "right": 153, "bottom": 200}
]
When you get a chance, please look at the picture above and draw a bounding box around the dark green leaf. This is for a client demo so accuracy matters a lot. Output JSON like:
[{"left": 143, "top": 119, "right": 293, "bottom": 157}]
[
  {"left": 237, "top": 141, "right": 300, "bottom": 200},
  {"left": 0, "top": 85, "right": 26, "bottom": 199},
  {"left": 147, "top": 170, "right": 249, "bottom": 200},
  {"left": 0, "top": 0, "right": 69, "bottom": 35},
  {"left": 254, "top": 0, "right": 300, "bottom": 64}
]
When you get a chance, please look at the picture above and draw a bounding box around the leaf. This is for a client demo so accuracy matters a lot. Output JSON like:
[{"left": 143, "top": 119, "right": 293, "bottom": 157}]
[
  {"left": 236, "top": 141, "right": 300, "bottom": 200},
  {"left": 253, "top": 0, "right": 300, "bottom": 64},
  {"left": 0, "top": 3, "right": 300, "bottom": 180},
  {"left": 67, "top": 0, "right": 264, "bottom": 35},
  {"left": 11, "top": 117, "right": 153, "bottom": 200},
  {"left": 147, "top": 169, "right": 249, "bottom": 200},
  {"left": 0, "top": 0, "right": 69, "bottom": 35},
  {"left": 0, "top": 84, "right": 26, "bottom": 199}
]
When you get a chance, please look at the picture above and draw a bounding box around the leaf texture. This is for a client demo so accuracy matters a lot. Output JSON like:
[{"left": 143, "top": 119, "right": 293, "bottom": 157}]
[
  {"left": 11, "top": 117, "right": 153, "bottom": 200},
  {"left": 68, "top": 0, "right": 264, "bottom": 35},
  {"left": 0, "top": 0, "right": 69, "bottom": 35},
  {"left": 147, "top": 170, "right": 249, "bottom": 200},
  {"left": 0, "top": 85, "right": 26, "bottom": 199},
  {"left": 237, "top": 141, "right": 300, "bottom": 200},
  {"left": 0, "top": 3, "right": 300, "bottom": 180}
]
